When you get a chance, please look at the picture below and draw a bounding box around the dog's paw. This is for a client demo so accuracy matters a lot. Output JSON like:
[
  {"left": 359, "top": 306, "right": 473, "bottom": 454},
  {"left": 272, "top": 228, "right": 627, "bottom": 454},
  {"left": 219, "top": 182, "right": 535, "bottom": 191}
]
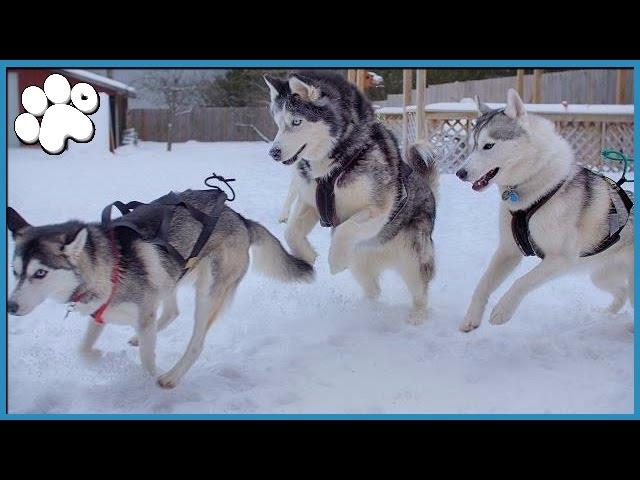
[
  {"left": 408, "top": 308, "right": 427, "bottom": 325},
  {"left": 363, "top": 284, "right": 381, "bottom": 300},
  {"left": 328, "top": 244, "right": 349, "bottom": 274},
  {"left": 128, "top": 335, "right": 139, "bottom": 347},
  {"left": 14, "top": 73, "right": 99, "bottom": 154},
  {"left": 489, "top": 300, "right": 516, "bottom": 326},
  {"left": 157, "top": 373, "right": 179, "bottom": 389},
  {"left": 459, "top": 316, "right": 481, "bottom": 332},
  {"left": 78, "top": 348, "right": 103, "bottom": 362},
  {"left": 604, "top": 298, "right": 625, "bottom": 315},
  {"left": 293, "top": 246, "right": 317, "bottom": 265}
]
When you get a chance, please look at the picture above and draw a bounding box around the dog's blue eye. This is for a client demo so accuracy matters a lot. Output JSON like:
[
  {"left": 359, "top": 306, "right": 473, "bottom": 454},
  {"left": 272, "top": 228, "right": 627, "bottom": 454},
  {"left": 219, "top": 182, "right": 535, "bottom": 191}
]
[
  {"left": 483, "top": 143, "right": 495, "bottom": 150},
  {"left": 33, "top": 269, "right": 48, "bottom": 279},
  {"left": 292, "top": 119, "right": 302, "bottom": 126}
]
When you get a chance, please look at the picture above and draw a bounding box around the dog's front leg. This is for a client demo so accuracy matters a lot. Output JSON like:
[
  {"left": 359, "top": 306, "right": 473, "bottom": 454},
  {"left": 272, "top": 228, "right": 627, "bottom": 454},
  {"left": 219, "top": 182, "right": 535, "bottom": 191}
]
[
  {"left": 136, "top": 310, "right": 157, "bottom": 376},
  {"left": 460, "top": 247, "right": 521, "bottom": 332},
  {"left": 328, "top": 208, "right": 387, "bottom": 274},
  {"left": 285, "top": 201, "right": 319, "bottom": 264},
  {"left": 279, "top": 175, "right": 298, "bottom": 223},
  {"left": 79, "top": 319, "right": 105, "bottom": 359},
  {"left": 490, "top": 256, "right": 571, "bottom": 326}
]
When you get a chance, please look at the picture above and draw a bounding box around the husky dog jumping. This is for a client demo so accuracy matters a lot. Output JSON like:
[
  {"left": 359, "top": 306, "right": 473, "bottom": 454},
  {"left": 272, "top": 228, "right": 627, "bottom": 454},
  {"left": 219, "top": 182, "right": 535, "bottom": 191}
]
[
  {"left": 456, "top": 89, "right": 634, "bottom": 332},
  {"left": 7, "top": 188, "right": 314, "bottom": 388},
  {"left": 264, "top": 71, "right": 438, "bottom": 324}
]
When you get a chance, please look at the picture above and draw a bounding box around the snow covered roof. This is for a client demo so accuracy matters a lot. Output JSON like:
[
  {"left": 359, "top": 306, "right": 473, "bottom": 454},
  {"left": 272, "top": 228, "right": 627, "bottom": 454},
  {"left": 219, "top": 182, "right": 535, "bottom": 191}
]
[
  {"left": 376, "top": 102, "right": 634, "bottom": 116},
  {"left": 62, "top": 69, "right": 136, "bottom": 96}
]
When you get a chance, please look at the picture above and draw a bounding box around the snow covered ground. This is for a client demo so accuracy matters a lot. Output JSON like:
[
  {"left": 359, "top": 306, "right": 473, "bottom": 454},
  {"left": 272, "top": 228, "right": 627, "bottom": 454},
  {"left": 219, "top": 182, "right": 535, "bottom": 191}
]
[{"left": 7, "top": 141, "right": 634, "bottom": 414}]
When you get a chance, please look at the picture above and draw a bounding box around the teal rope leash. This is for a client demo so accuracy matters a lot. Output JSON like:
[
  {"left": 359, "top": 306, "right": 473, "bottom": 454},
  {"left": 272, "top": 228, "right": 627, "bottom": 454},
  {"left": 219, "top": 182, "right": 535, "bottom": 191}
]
[{"left": 601, "top": 149, "right": 634, "bottom": 186}]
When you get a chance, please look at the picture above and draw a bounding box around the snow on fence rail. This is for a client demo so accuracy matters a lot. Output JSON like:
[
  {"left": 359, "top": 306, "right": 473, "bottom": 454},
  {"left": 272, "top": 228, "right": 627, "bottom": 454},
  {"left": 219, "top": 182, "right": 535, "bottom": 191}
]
[{"left": 376, "top": 103, "right": 634, "bottom": 174}]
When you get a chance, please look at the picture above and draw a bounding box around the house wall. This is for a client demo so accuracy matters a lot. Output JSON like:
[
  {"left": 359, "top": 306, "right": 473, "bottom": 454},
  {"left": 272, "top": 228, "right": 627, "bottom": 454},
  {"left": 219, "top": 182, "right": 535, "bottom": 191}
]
[
  {"left": 8, "top": 69, "right": 126, "bottom": 150},
  {"left": 8, "top": 72, "right": 19, "bottom": 147}
]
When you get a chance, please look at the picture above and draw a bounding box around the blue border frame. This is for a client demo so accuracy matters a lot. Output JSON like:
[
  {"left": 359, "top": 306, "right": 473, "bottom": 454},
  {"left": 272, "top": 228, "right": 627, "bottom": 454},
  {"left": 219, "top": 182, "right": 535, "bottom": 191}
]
[{"left": 0, "top": 59, "right": 637, "bottom": 420}]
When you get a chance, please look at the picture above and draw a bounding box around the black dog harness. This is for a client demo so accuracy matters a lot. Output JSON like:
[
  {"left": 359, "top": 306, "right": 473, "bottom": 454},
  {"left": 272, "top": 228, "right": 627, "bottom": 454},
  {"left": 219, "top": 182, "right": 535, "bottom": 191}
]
[
  {"left": 316, "top": 145, "right": 413, "bottom": 228},
  {"left": 101, "top": 173, "right": 235, "bottom": 276},
  {"left": 510, "top": 169, "right": 633, "bottom": 259}
]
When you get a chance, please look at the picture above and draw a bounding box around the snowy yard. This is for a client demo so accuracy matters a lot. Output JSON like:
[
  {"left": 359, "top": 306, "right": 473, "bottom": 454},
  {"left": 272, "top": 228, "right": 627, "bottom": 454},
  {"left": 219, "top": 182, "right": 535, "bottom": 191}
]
[{"left": 7, "top": 141, "right": 634, "bottom": 414}]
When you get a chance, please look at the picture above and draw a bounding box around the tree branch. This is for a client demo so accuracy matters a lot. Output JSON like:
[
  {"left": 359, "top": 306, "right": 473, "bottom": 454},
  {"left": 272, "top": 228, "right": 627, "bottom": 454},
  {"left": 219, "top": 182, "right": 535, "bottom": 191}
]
[{"left": 235, "top": 123, "right": 271, "bottom": 142}]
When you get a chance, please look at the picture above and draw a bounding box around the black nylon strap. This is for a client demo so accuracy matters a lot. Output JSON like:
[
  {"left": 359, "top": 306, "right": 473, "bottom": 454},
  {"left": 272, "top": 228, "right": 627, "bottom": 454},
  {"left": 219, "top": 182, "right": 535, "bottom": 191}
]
[
  {"left": 315, "top": 145, "right": 369, "bottom": 228},
  {"left": 101, "top": 190, "right": 227, "bottom": 274},
  {"left": 510, "top": 181, "right": 565, "bottom": 259},
  {"left": 510, "top": 169, "right": 634, "bottom": 259},
  {"left": 580, "top": 177, "right": 633, "bottom": 257}
]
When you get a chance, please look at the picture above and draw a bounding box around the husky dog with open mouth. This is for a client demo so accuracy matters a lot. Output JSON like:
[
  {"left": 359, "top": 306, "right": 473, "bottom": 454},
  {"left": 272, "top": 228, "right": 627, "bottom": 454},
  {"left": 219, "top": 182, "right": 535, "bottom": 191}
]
[
  {"left": 264, "top": 71, "right": 438, "bottom": 324},
  {"left": 456, "top": 89, "right": 633, "bottom": 332},
  {"left": 7, "top": 190, "right": 313, "bottom": 388}
]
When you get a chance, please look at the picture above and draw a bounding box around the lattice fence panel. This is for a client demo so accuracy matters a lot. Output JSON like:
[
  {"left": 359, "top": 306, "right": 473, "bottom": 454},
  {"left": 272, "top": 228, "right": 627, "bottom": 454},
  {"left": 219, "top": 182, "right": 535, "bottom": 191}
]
[{"left": 377, "top": 111, "right": 634, "bottom": 174}]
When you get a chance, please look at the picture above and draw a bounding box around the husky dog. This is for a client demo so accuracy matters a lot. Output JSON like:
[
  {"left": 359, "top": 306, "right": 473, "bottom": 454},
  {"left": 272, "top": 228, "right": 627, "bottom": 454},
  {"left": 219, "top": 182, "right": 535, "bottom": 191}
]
[
  {"left": 456, "top": 89, "right": 634, "bottom": 332},
  {"left": 7, "top": 191, "right": 314, "bottom": 388},
  {"left": 264, "top": 71, "right": 438, "bottom": 324}
]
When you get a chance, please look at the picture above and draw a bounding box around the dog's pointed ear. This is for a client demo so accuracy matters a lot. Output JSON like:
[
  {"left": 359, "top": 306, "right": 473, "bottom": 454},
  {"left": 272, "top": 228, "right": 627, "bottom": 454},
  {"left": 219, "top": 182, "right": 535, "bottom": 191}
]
[
  {"left": 63, "top": 227, "right": 88, "bottom": 260},
  {"left": 289, "top": 74, "right": 321, "bottom": 102},
  {"left": 264, "top": 74, "right": 284, "bottom": 102},
  {"left": 7, "top": 207, "right": 30, "bottom": 237},
  {"left": 504, "top": 88, "right": 526, "bottom": 119},
  {"left": 475, "top": 95, "right": 492, "bottom": 114}
]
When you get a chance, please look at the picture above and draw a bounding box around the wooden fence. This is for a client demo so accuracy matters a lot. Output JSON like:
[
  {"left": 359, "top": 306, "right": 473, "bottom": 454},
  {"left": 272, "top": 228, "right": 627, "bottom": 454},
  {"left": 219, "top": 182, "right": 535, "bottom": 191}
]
[
  {"left": 379, "top": 69, "right": 634, "bottom": 107},
  {"left": 376, "top": 103, "right": 634, "bottom": 173},
  {"left": 129, "top": 106, "right": 277, "bottom": 143}
]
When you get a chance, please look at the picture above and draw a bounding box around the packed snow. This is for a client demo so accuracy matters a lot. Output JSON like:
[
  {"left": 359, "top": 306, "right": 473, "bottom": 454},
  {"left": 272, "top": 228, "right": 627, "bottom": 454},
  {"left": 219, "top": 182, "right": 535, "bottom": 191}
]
[{"left": 7, "top": 141, "right": 634, "bottom": 414}]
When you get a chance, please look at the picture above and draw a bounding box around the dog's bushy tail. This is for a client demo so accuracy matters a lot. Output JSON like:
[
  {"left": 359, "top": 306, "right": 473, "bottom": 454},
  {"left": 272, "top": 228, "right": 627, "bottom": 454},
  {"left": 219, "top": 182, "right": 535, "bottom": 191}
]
[
  {"left": 244, "top": 219, "right": 315, "bottom": 283},
  {"left": 407, "top": 144, "right": 439, "bottom": 198}
]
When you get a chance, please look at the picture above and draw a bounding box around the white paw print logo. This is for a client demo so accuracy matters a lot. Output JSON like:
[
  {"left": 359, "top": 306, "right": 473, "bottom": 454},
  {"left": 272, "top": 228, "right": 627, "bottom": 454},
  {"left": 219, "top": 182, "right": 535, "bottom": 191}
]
[{"left": 14, "top": 74, "right": 100, "bottom": 154}]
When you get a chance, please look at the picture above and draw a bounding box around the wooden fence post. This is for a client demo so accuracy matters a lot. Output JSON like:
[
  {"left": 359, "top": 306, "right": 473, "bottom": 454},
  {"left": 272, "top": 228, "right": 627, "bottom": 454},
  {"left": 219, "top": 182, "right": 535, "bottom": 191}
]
[
  {"left": 516, "top": 69, "right": 525, "bottom": 99},
  {"left": 616, "top": 69, "right": 628, "bottom": 104},
  {"left": 401, "top": 69, "right": 413, "bottom": 152},
  {"left": 415, "top": 69, "right": 427, "bottom": 142},
  {"left": 532, "top": 69, "right": 543, "bottom": 103},
  {"left": 356, "top": 69, "right": 367, "bottom": 93}
]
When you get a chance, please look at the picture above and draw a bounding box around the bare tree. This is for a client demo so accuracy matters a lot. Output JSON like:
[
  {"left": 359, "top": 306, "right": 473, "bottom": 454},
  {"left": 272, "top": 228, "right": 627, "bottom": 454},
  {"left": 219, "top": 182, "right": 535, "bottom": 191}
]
[{"left": 134, "top": 71, "right": 200, "bottom": 151}]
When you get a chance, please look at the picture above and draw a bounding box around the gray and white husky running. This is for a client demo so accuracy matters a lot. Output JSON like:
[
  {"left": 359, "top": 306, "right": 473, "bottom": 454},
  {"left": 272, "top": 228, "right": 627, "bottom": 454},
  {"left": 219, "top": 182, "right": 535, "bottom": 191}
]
[
  {"left": 456, "top": 89, "right": 634, "bottom": 332},
  {"left": 7, "top": 190, "right": 313, "bottom": 388},
  {"left": 264, "top": 71, "right": 438, "bottom": 324}
]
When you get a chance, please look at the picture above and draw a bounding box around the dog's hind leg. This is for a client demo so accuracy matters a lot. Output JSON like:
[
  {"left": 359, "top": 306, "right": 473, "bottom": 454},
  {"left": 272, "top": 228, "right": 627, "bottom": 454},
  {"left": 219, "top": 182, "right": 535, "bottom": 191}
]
[
  {"left": 351, "top": 248, "right": 382, "bottom": 300},
  {"left": 396, "top": 245, "right": 435, "bottom": 325},
  {"left": 591, "top": 263, "right": 627, "bottom": 314},
  {"left": 79, "top": 320, "right": 105, "bottom": 358},
  {"left": 136, "top": 307, "right": 158, "bottom": 376},
  {"left": 628, "top": 264, "right": 634, "bottom": 309},
  {"left": 285, "top": 201, "right": 319, "bottom": 265},
  {"left": 128, "top": 292, "right": 179, "bottom": 347},
  {"left": 157, "top": 253, "right": 249, "bottom": 389}
]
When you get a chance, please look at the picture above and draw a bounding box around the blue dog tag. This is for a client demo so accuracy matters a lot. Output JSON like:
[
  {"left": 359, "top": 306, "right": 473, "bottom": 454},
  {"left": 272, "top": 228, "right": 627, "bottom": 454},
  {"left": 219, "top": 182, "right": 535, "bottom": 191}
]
[{"left": 502, "top": 188, "right": 519, "bottom": 202}]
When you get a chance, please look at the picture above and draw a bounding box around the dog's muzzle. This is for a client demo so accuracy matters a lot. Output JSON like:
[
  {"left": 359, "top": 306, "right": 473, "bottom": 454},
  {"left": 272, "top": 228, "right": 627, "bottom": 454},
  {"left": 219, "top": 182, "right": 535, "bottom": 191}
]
[
  {"left": 269, "top": 146, "right": 282, "bottom": 162},
  {"left": 7, "top": 300, "right": 20, "bottom": 315},
  {"left": 281, "top": 144, "right": 307, "bottom": 166}
]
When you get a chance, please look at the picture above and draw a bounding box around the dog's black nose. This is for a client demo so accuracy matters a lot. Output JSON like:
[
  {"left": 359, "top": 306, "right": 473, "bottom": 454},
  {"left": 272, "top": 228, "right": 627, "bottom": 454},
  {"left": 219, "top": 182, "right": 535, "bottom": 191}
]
[
  {"left": 269, "top": 146, "right": 281, "bottom": 162},
  {"left": 7, "top": 301, "right": 18, "bottom": 315},
  {"left": 456, "top": 168, "right": 468, "bottom": 180}
]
